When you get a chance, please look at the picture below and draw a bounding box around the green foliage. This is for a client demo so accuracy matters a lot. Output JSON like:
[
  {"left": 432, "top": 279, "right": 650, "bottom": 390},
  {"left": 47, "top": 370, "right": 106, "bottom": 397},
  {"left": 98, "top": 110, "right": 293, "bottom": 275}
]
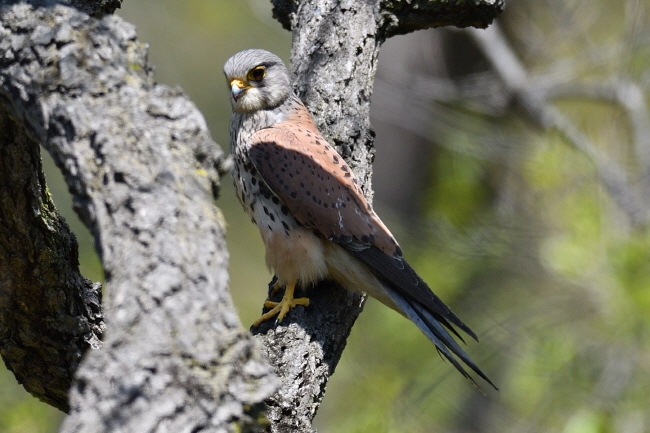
[
  {"left": 428, "top": 144, "right": 493, "bottom": 229},
  {"left": 0, "top": 368, "right": 62, "bottom": 433},
  {"left": 5, "top": 1, "right": 650, "bottom": 432}
]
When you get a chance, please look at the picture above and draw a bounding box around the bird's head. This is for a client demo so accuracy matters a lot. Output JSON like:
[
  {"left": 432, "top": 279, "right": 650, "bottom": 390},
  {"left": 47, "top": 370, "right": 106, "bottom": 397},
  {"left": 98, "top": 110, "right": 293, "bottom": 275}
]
[{"left": 223, "top": 49, "right": 291, "bottom": 113}]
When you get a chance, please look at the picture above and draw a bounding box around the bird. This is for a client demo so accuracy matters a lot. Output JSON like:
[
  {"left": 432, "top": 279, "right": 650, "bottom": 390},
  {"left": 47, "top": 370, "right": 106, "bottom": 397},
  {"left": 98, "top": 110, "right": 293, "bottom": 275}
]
[{"left": 224, "top": 49, "right": 495, "bottom": 390}]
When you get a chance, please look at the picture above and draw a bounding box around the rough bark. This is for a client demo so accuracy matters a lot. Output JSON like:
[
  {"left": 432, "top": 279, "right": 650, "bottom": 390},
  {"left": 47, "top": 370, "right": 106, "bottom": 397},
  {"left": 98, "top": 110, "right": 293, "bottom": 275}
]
[
  {"left": 0, "top": 112, "right": 104, "bottom": 413},
  {"left": 272, "top": 0, "right": 504, "bottom": 37},
  {"left": 61, "top": 0, "right": 121, "bottom": 17},
  {"left": 0, "top": 3, "right": 277, "bottom": 432},
  {"left": 15, "top": 0, "right": 122, "bottom": 17},
  {"left": 254, "top": 1, "right": 504, "bottom": 432},
  {"left": 0, "top": 0, "right": 502, "bottom": 431}
]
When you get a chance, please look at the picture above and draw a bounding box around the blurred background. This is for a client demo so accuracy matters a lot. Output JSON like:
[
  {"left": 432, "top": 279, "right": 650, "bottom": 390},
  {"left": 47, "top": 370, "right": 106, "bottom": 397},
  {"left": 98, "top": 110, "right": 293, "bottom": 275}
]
[{"left": 3, "top": 0, "right": 650, "bottom": 432}]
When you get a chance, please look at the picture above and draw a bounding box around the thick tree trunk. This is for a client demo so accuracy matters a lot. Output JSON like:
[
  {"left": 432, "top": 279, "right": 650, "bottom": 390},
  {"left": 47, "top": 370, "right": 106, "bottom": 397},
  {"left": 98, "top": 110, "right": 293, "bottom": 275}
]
[
  {"left": 0, "top": 0, "right": 502, "bottom": 432},
  {"left": 255, "top": 1, "right": 503, "bottom": 432},
  {"left": 0, "top": 3, "right": 277, "bottom": 432}
]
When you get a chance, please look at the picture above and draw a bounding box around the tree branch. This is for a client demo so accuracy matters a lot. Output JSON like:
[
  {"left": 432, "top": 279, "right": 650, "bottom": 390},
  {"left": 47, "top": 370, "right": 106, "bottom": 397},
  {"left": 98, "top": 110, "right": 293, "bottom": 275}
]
[
  {"left": 5, "top": 0, "right": 122, "bottom": 17},
  {"left": 1, "top": 0, "right": 504, "bottom": 430},
  {"left": 0, "top": 3, "right": 277, "bottom": 431},
  {"left": 467, "top": 23, "right": 650, "bottom": 225},
  {"left": 271, "top": 0, "right": 504, "bottom": 38},
  {"left": 0, "top": 111, "right": 104, "bottom": 413},
  {"left": 59, "top": 0, "right": 121, "bottom": 17},
  {"left": 254, "top": 1, "right": 504, "bottom": 432}
]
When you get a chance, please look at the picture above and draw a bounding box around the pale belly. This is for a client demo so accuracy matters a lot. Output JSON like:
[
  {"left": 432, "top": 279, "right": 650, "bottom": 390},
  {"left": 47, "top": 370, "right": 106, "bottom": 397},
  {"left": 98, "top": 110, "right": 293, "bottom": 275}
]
[
  {"left": 232, "top": 161, "right": 329, "bottom": 287},
  {"left": 232, "top": 160, "right": 401, "bottom": 313},
  {"left": 261, "top": 225, "right": 328, "bottom": 287}
]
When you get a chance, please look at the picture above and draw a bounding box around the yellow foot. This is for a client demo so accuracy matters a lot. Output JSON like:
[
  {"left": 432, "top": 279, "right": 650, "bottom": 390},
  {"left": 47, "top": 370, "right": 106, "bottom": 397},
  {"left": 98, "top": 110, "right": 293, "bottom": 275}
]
[{"left": 252, "top": 282, "right": 309, "bottom": 327}]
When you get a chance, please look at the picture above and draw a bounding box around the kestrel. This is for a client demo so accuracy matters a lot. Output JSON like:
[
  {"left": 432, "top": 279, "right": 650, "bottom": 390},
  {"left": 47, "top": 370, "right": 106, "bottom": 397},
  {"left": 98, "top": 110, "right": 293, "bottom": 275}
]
[{"left": 224, "top": 49, "right": 495, "bottom": 389}]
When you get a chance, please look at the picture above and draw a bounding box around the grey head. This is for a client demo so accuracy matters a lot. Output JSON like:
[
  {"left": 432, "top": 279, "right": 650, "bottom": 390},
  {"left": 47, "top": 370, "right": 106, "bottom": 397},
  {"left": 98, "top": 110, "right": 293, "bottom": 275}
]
[{"left": 223, "top": 49, "right": 292, "bottom": 113}]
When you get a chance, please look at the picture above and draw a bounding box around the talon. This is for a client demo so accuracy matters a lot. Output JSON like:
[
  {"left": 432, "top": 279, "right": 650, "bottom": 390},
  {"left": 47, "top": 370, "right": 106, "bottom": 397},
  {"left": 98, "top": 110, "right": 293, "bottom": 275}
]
[{"left": 252, "top": 282, "right": 309, "bottom": 327}]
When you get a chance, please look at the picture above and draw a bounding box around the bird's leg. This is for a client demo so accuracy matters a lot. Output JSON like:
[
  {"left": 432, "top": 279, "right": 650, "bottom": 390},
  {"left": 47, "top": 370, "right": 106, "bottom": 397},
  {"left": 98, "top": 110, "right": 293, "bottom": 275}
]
[{"left": 252, "top": 281, "right": 310, "bottom": 327}]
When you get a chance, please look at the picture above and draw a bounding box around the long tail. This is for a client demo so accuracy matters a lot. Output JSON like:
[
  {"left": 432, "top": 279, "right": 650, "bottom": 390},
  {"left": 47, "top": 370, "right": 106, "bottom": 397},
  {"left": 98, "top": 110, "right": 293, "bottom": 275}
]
[
  {"left": 349, "top": 246, "right": 497, "bottom": 390},
  {"left": 380, "top": 280, "right": 497, "bottom": 390}
]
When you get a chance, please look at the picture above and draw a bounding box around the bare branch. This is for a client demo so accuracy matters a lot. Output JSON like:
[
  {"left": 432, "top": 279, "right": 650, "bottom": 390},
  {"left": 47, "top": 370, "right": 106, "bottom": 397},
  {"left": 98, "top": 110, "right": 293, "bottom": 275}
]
[
  {"left": 0, "top": 112, "right": 104, "bottom": 412},
  {"left": 467, "top": 24, "right": 650, "bottom": 225},
  {"left": 545, "top": 79, "right": 650, "bottom": 173},
  {"left": 0, "top": 3, "right": 277, "bottom": 431},
  {"left": 270, "top": 0, "right": 504, "bottom": 38},
  {"left": 1, "top": 1, "right": 507, "bottom": 430},
  {"left": 253, "top": 1, "right": 504, "bottom": 432}
]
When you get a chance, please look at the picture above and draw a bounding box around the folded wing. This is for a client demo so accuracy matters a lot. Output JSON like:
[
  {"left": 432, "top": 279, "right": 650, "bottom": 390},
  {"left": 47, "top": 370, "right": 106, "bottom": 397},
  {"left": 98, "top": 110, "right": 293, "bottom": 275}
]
[{"left": 248, "top": 109, "right": 495, "bottom": 389}]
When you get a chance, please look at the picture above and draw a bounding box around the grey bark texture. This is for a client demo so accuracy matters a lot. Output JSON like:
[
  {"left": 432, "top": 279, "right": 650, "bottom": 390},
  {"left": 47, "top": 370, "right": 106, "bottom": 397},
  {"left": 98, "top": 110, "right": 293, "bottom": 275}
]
[
  {"left": 0, "top": 3, "right": 277, "bottom": 432},
  {"left": 0, "top": 0, "right": 502, "bottom": 432},
  {"left": 255, "top": 1, "right": 503, "bottom": 432}
]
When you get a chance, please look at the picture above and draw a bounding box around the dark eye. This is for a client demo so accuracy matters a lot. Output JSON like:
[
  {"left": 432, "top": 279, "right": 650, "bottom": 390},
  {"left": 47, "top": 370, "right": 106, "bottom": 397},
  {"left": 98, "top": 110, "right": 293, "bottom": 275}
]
[{"left": 247, "top": 66, "right": 266, "bottom": 81}]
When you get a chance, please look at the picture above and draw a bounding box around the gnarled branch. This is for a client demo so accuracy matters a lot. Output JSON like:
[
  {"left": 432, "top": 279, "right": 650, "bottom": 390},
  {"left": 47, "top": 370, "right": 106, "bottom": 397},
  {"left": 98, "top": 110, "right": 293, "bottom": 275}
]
[
  {"left": 255, "top": 1, "right": 503, "bottom": 432},
  {"left": 0, "top": 3, "right": 277, "bottom": 431},
  {"left": 0, "top": 0, "right": 502, "bottom": 431}
]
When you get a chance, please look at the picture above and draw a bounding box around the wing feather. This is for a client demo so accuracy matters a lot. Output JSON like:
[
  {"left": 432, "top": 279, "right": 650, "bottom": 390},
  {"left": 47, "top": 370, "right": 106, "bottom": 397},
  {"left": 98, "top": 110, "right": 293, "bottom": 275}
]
[
  {"left": 382, "top": 280, "right": 497, "bottom": 390},
  {"left": 248, "top": 116, "right": 400, "bottom": 256},
  {"left": 351, "top": 247, "right": 497, "bottom": 389},
  {"left": 247, "top": 109, "right": 494, "bottom": 388},
  {"left": 350, "top": 246, "right": 476, "bottom": 340}
]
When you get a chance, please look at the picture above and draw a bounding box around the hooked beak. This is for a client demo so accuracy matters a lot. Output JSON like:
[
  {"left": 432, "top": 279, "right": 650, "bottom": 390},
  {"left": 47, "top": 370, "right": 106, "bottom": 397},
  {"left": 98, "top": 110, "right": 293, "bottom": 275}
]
[{"left": 230, "top": 79, "right": 248, "bottom": 101}]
